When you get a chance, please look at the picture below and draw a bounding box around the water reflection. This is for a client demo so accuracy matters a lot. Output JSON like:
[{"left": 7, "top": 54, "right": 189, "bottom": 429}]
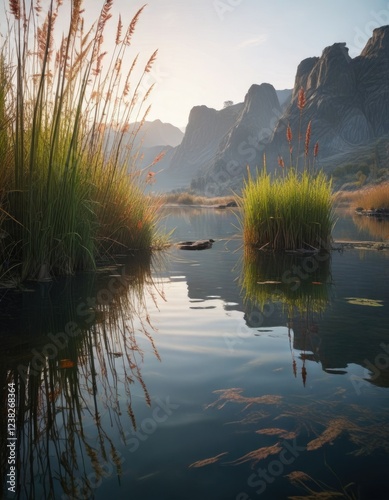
[
  {"left": 240, "top": 248, "right": 332, "bottom": 386},
  {"left": 352, "top": 212, "right": 389, "bottom": 241},
  {"left": 0, "top": 252, "right": 161, "bottom": 499},
  {"left": 333, "top": 206, "right": 389, "bottom": 241}
]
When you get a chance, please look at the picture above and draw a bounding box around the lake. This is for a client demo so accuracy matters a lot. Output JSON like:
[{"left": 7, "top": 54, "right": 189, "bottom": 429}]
[{"left": 1, "top": 207, "right": 389, "bottom": 499}]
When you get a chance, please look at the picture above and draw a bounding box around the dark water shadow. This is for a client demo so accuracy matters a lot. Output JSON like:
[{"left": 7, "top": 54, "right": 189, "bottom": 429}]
[{"left": 0, "top": 251, "right": 164, "bottom": 499}]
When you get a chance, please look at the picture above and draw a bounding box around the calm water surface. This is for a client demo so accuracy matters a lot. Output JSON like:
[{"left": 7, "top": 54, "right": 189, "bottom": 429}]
[{"left": 1, "top": 207, "right": 389, "bottom": 500}]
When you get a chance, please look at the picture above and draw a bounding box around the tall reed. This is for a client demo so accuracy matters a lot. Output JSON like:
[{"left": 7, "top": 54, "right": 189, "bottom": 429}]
[
  {"left": 240, "top": 89, "right": 335, "bottom": 251},
  {"left": 240, "top": 167, "right": 334, "bottom": 250},
  {"left": 0, "top": 1, "right": 160, "bottom": 281}
]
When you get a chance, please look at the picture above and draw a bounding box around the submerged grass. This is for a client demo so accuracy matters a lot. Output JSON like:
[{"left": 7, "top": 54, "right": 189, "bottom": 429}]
[{"left": 0, "top": 1, "right": 161, "bottom": 281}]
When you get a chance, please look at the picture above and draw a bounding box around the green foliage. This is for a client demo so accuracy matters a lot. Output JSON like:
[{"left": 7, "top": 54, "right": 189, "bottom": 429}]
[
  {"left": 0, "top": 1, "right": 161, "bottom": 281},
  {"left": 239, "top": 168, "right": 335, "bottom": 251}
]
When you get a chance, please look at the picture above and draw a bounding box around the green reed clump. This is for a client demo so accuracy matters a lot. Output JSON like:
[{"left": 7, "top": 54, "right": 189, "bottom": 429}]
[
  {"left": 241, "top": 168, "right": 335, "bottom": 250},
  {"left": 0, "top": 1, "right": 161, "bottom": 281},
  {"left": 240, "top": 88, "right": 335, "bottom": 251}
]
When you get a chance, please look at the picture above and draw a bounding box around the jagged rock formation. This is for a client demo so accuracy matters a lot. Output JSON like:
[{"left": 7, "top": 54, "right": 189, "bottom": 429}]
[
  {"left": 192, "top": 83, "right": 282, "bottom": 195},
  {"left": 153, "top": 103, "right": 243, "bottom": 191},
  {"left": 139, "top": 26, "right": 389, "bottom": 195},
  {"left": 194, "top": 25, "right": 389, "bottom": 195},
  {"left": 264, "top": 25, "right": 389, "bottom": 178}
]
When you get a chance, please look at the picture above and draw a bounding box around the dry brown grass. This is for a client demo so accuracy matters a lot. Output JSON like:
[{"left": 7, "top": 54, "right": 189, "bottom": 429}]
[
  {"left": 160, "top": 192, "right": 236, "bottom": 206},
  {"left": 334, "top": 182, "right": 389, "bottom": 209},
  {"left": 332, "top": 190, "right": 361, "bottom": 207},
  {"left": 353, "top": 182, "right": 389, "bottom": 210}
]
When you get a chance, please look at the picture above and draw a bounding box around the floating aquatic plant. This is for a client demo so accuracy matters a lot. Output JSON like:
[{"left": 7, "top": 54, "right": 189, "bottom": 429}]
[{"left": 344, "top": 297, "right": 384, "bottom": 307}]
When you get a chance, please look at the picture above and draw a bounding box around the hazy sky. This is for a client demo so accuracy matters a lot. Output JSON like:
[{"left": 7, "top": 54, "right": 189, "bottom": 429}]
[
  {"left": 123, "top": 0, "right": 388, "bottom": 128},
  {"left": 107, "top": 0, "right": 389, "bottom": 128},
  {"left": 4, "top": 0, "right": 389, "bottom": 128}
]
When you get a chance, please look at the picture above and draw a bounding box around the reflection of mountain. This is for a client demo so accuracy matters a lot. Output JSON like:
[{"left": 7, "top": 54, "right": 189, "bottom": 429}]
[
  {"left": 160, "top": 209, "right": 389, "bottom": 387},
  {"left": 294, "top": 250, "right": 388, "bottom": 369},
  {"left": 147, "top": 26, "right": 389, "bottom": 194},
  {"left": 0, "top": 253, "right": 160, "bottom": 499},
  {"left": 238, "top": 241, "right": 389, "bottom": 386}
]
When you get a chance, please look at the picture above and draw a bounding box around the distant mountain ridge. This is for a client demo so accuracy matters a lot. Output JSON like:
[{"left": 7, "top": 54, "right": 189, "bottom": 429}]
[
  {"left": 140, "top": 25, "right": 389, "bottom": 194},
  {"left": 135, "top": 119, "right": 184, "bottom": 148}
]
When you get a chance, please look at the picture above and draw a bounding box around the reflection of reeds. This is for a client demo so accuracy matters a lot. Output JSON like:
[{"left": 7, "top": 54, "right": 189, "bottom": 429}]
[
  {"left": 241, "top": 248, "right": 332, "bottom": 316},
  {"left": 240, "top": 248, "right": 332, "bottom": 386},
  {"left": 352, "top": 213, "right": 389, "bottom": 241},
  {"left": 0, "top": 252, "right": 162, "bottom": 498}
]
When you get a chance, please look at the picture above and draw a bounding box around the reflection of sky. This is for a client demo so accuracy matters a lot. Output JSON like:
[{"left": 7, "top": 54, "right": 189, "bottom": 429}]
[
  {"left": 4, "top": 208, "right": 389, "bottom": 499},
  {"left": 99, "top": 244, "right": 389, "bottom": 498},
  {"left": 55, "top": 0, "right": 388, "bottom": 126}
]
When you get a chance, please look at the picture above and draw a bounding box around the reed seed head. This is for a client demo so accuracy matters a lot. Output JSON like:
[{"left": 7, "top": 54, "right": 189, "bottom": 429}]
[
  {"left": 115, "top": 14, "right": 123, "bottom": 45},
  {"left": 125, "top": 5, "right": 146, "bottom": 45},
  {"left": 305, "top": 120, "right": 311, "bottom": 156},
  {"left": 9, "top": 0, "right": 20, "bottom": 19},
  {"left": 286, "top": 123, "right": 292, "bottom": 144},
  {"left": 297, "top": 87, "right": 306, "bottom": 111},
  {"left": 145, "top": 50, "right": 158, "bottom": 73},
  {"left": 151, "top": 151, "right": 166, "bottom": 165}
]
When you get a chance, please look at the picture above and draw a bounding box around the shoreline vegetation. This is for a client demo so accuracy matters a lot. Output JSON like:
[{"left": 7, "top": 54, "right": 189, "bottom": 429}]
[
  {"left": 0, "top": 1, "right": 165, "bottom": 284},
  {"left": 239, "top": 88, "right": 335, "bottom": 253},
  {"left": 1, "top": 3, "right": 388, "bottom": 285},
  {"left": 159, "top": 181, "right": 389, "bottom": 211}
]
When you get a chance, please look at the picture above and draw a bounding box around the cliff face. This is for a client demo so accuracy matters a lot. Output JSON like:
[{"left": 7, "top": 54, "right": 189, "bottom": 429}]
[
  {"left": 153, "top": 103, "right": 243, "bottom": 191},
  {"left": 191, "top": 83, "right": 281, "bottom": 195},
  {"left": 264, "top": 26, "right": 389, "bottom": 176},
  {"left": 192, "top": 25, "right": 389, "bottom": 195}
]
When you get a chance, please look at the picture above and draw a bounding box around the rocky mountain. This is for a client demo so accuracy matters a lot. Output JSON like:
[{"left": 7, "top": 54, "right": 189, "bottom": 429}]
[
  {"left": 142, "top": 25, "right": 388, "bottom": 195},
  {"left": 135, "top": 119, "right": 184, "bottom": 148},
  {"left": 191, "top": 83, "right": 282, "bottom": 195},
  {"left": 190, "top": 25, "right": 389, "bottom": 195},
  {"left": 151, "top": 26, "right": 378, "bottom": 195},
  {"left": 151, "top": 102, "right": 243, "bottom": 191}
]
